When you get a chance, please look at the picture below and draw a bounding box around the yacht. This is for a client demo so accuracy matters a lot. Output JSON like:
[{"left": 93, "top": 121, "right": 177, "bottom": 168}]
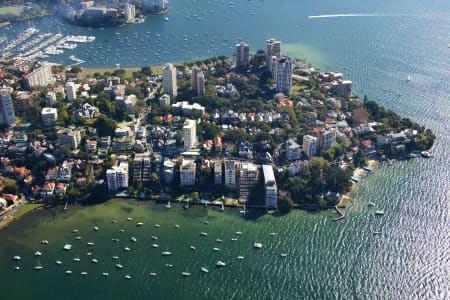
[
  {"left": 124, "top": 275, "right": 131, "bottom": 279},
  {"left": 65, "top": 270, "right": 72, "bottom": 274},
  {"left": 161, "top": 251, "right": 172, "bottom": 256},
  {"left": 115, "top": 263, "right": 123, "bottom": 269},
  {"left": 213, "top": 247, "right": 220, "bottom": 251},
  {"left": 154, "top": 224, "right": 160, "bottom": 228},
  {"left": 136, "top": 222, "right": 143, "bottom": 227},
  {"left": 201, "top": 267, "right": 209, "bottom": 273},
  {"left": 91, "top": 258, "right": 98, "bottom": 264},
  {"left": 216, "top": 261, "right": 226, "bottom": 267},
  {"left": 41, "top": 240, "right": 49, "bottom": 245},
  {"left": 87, "top": 242, "right": 95, "bottom": 246},
  {"left": 201, "top": 232, "right": 208, "bottom": 236},
  {"left": 34, "top": 251, "right": 42, "bottom": 256},
  {"left": 152, "top": 243, "right": 159, "bottom": 248},
  {"left": 237, "top": 256, "right": 244, "bottom": 260},
  {"left": 14, "top": 266, "right": 20, "bottom": 270},
  {"left": 55, "top": 260, "right": 62, "bottom": 265},
  {"left": 35, "top": 261, "right": 43, "bottom": 270},
  {"left": 13, "top": 256, "right": 21, "bottom": 261},
  {"left": 81, "top": 272, "right": 88, "bottom": 276},
  {"left": 124, "top": 247, "right": 131, "bottom": 251},
  {"left": 131, "top": 237, "right": 137, "bottom": 242},
  {"left": 215, "top": 239, "right": 223, "bottom": 243},
  {"left": 149, "top": 272, "right": 157, "bottom": 276},
  {"left": 374, "top": 210, "right": 385, "bottom": 216},
  {"left": 102, "top": 272, "right": 110, "bottom": 276},
  {"left": 181, "top": 272, "right": 190, "bottom": 277},
  {"left": 152, "top": 236, "right": 158, "bottom": 240},
  {"left": 190, "top": 246, "right": 196, "bottom": 250},
  {"left": 254, "top": 242, "right": 263, "bottom": 249},
  {"left": 73, "top": 255, "right": 81, "bottom": 262},
  {"left": 174, "top": 224, "right": 180, "bottom": 228},
  {"left": 93, "top": 226, "right": 99, "bottom": 231}
]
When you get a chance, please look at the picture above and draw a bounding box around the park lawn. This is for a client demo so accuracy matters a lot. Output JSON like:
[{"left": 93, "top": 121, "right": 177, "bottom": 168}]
[
  {"left": 78, "top": 65, "right": 163, "bottom": 79},
  {"left": 0, "top": 5, "right": 24, "bottom": 16},
  {"left": 11, "top": 203, "right": 43, "bottom": 219}
]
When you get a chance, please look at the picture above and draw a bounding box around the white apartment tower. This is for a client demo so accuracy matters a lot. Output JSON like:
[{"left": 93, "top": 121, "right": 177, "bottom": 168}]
[
  {"left": 107, "top": 162, "right": 129, "bottom": 192},
  {"left": 25, "top": 62, "right": 54, "bottom": 87},
  {"left": 262, "top": 165, "right": 277, "bottom": 209},
  {"left": 0, "top": 89, "right": 15, "bottom": 126},
  {"left": 303, "top": 135, "right": 317, "bottom": 158},
  {"left": 238, "top": 162, "right": 258, "bottom": 203},
  {"left": 65, "top": 81, "right": 77, "bottom": 101},
  {"left": 183, "top": 119, "right": 197, "bottom": 150},
  {"left": 224, "top": 160, "right": 236, "bottom": 188},
  {"left": 275, "top": 57, "right": 293, "bottom": 93},
  {"left": 180, "top": 159, "right": 196, "bottom": 186},
  {"left": 191, "top": 67, "right": 205, "bottom": 96},
  {"left": 41, "top": 107, "right": 58, "bottom": 127},
  {"left": 163, "top": 63, "right": 177, "bottom": 97},
  {"left": 236, "top": 42, "right": 250, "bottom": 66},
  {"left": 266, "top": 38, "right": 281, "bottom": 67}
]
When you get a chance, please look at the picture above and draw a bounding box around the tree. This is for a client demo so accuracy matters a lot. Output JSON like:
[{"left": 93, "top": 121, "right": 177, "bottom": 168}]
[
  {"left": 278, "top": 195, "right": 294, "bottom": 212},
  {"left": 93, "top": 115, "right": 117, "bottom": 136},
  {"left": 352, "top": 108, "right": 369, "bottom": 126},
  {"left": 2, "top": 177, "right": 18, "bottom": 194}
]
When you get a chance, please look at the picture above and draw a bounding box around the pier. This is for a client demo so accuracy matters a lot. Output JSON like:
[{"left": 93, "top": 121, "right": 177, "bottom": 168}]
[
  {"left": 66, "top": 55, "right": 85, "bottom": 68},
  {"left": 333, "top": 206, "right": 346, "bottom": 222}
]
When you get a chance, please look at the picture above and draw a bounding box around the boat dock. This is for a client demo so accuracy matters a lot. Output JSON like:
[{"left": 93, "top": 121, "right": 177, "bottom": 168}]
[
  {"left": 66, "top": 55, "right": 85, "bottom": 68},
  {"left": 333, "top": 206, "right": 346, "bottom": 222}
]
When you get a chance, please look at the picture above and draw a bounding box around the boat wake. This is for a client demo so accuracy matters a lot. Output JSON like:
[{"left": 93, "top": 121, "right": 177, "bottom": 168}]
[{"left": 308, "top": 14, "right": 392, "bottom": 19}]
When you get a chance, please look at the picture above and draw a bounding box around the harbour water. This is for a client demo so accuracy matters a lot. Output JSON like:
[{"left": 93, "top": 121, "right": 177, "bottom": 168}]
[{"left": 0, "top": 0, "right": 449, "bottom": 299}]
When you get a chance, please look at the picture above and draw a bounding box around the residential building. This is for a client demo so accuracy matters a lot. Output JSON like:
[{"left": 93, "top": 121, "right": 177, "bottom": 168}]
[
  {"left": 162, "top": 63, "right": 177, "bottom": 96},
  {"left": 58, "top": 161, "right": 72, "bottom": 181},
  {"left": 133, "top": 156, "right": 151, "bottom": 183},
  {"left": 106, "top": 162, "right": 129, "bottom": 192},
  {"left": 124, "top": 3, "right": 135, "bottom": 22},
  {"left": 214, "top": 160, "right": 222, "bottom": 184},
  {"left": 159, "top": 94, "right": 171, "bottom": 107},
  {"left": 275, "top": 57, "right": 293, "bottom": 93},
  {"left": 24, "top": 62, "right": 54, "bottom": 87},
  {"left": 0, "top": 89, "right": 15, "bottom": 126},
  {"left": 46, "top": 91, "right": 57, "bottom": 106},
  {"left": 171, "top": 101, "right": 205, "bottom": 115},
  {"left": 180, "top": 158, "right": 196, "bottom": 186},
  {"left": 224, "top": 160, "right": 236, "bottom": 188},
  {"left": 65, "top": 81, "right": 77, "bottom": 101},
  {"left": 318, "top": 129, "right": 336, "bottom": 150},
  {"left": 57, "top": 128, "right": 81, "bottom": 150},
  {"left": 191, "top": 67, "right": 206, "bottom": 96},
  {"left": 183, "top": 119, "right": 197, "bottom": 150},
  {"left": 303, "top": 134, "right": 317, "bottom": 158},
  {"left": 41, "top": 107, "right": 58, "bottom": 127},
  {"left": 305, "top": 111, "right": 317, "bottom": 127},
  {"left": 266, "top": 38, "right": 281, "bottom": 67},
  {"left": 162, "top": 159, "right": 175, "bottom": 184},
  {"left": 286, "top": 138, "right": 301, "bottom": 161},
  {"left": 236, "top": 42, "right": 250, "bottom": 66},
  {"left": 40, "top": 182, "right": 55, "bottom": 199},
  {"left": 262, "top": 165, "right": 277, "bottom": 209},
  {"left": 238, "top": 162, "right": 259, "bottom": 203}
]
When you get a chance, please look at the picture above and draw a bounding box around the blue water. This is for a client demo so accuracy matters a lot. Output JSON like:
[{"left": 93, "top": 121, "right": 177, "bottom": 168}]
[{"left": 0, "top": 0, "right": 449, "bottom": 299}]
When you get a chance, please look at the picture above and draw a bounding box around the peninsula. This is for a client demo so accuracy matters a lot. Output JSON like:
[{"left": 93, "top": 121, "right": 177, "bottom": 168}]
[{"left": 0, "top": 37, "right": 434, "bottom": 224}]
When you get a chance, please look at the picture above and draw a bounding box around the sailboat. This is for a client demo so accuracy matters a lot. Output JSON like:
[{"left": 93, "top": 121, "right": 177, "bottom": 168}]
[{"left": 35, "top": 261, "right": 43, "bottom": 270}]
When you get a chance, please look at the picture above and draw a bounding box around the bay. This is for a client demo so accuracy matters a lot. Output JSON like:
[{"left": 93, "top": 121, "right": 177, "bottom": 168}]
[{"left": 0, "top": 0, "right": 449, "bottom": 299}]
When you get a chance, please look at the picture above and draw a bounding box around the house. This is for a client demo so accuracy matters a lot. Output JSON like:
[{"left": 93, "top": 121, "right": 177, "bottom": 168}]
[
  {"left": 286, "top": 138, "right": 301, "bottom": 161},
  {"left": 361, "top": 139, "right": 375, "bottom": 153},
  {"left": 86, "top": 140, "right": 97, "bottom": 152},
  {"left": 203, "top": 140, "right": 213, "bottom": 151},
  {"left": 45, "top": 167, "right": 59, "bottom": 181},
  {"left": 76, "top": 177, "right": 87, "bottom": 187},
  {"left": 54, "top": 183, "right": 67, "bottom": 196},
  {"left": 40, "top": 182, "right": 55, "bottom": 198}
]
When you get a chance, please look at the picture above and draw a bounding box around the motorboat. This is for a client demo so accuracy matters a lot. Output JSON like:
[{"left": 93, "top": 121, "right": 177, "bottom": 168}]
[
  {"left": 131, "top": 237, "right": 137, "bottom": 242},
  {"left": 112, "top": 219, "right": 117, "bottom": 223},
  {"left": 236, "top": 231, "right": 243, "bottom": 235},
  {"left": 86, "top": 252, "right": 92, "bottom": 256},
  {"left": 124, "top": 247, "right": 131, "bottom": 251},
  {"left": 119, "top": 229, "right": 125, "bottom": 232},
  {"left": 231, "top": 238, "right": 238, "bottom": 241},
  {"left": 65, "top": 270, "right": 72, "bottom": 274},
  {"left": 34, "top": 251, "right": 42, "bottom": 256},
  {"left": 149, "top": 272, "right": 157, "bottom": 276},
  {"left": 91, "top": 258, "right": 98, "bottom": 263},
  {"left": 112, "top": 238, "right": 119, "bottom": 242},
  {"left": 64, "top": 243, "right": 72, "bottom": 251},
  {"left": 115, "top": 263, "right": 123, "bottom": 269},
  {"left": 87, "top": 242, "right": 95, "bottom": 246},
  {"left": 165, "top": 264, "right": 173, "bottom": 268},
  {"left": 374, "top": 210, "right": 385, "bottom": 216},
  {"left": 112, "top": 256, "right": 119, "bottom": 260},
  {"left": 152, "top": 236, "right": 158, "bottom": 240},
  {"left": 216, "top": 261, "right": 226, "bottom": 267},
  {"left": 41, "top": 240, "right": 49, "bottom": 245},
  {"left": 201, "top": 267, "right": 209, "bottom": 273},
  {"left": 55, "top": 260, "right": 62, "bottom": 265},
  {"left": 13, "top": 256, "right": 21, "bottom": 260},
  {"left": 75, "top": 236, "right": 82, "bottom": 240},
  {"left": 213, "top": 247, "right": 220, "bottom": 251},
  {"left": 14, "top": 266, "right": 20, "bottom": 270},
  {"left": 72, "top": 229, "right": 78, "bottom": 233},
  {"left": 281, "top": 253, "right": 288, "bottom": 257},
  {"left": 152, "top": 244, "right": 159, "bottom": 248},
  {"left": 81, "top": 272, "right": 88, "bottom": 276},
  {"left": 254, "top": 242, "right": 263, "bottom": 249},
  {"left": 190, "top": 246, "right": 196, "bottom": 250},
  {"left": 215, "top": 239, "right": 223, "bottom": 243},
  {"left": 161, "top": 251, "right": 172, "bottom": 256},
  {"left": 93, "top": 226, "right": 99, "bottom": 231},
  {"left": 127, "top": 217, "right": 132, "bottom": 221},
  {"left": 181, "top": 272, "right": 190, "bottom": 277},
  {"left": 73, "top": 255, "right": 80, "bottom": 262},
  {"left": 270, "top": 233, "right": 277, "bottom": 236},
  {"left": 124, "top": 275, "right": 131, "bottom": 279},
  {"left": 154, "top": 224, "right": 160, "bottom": 228},
  {"left": 201, "top": 232, "right": 208, "bottom": 236},
  {"left": 237, "top": 256, "right": 244, "bottom": 260},
  {"left": 102, "top": 272, "right": 109, "bottom": 276},
  {"left": 174, "top": 224, "right": 180, "bottom": 228},
  {"left": 136, "top": 222, "right": 143, "bottom": 227}
]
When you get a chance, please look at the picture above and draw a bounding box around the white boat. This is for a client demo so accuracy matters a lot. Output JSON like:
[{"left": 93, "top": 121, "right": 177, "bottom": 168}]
[
  {"left": 407, "top": 76, "right": 411, "bottom": 81},
  {"left": 124, "top": 275, "right": 131, "bottom": 279},
  {"left": 13, "top": 256, "right": 21, "bottom": 261},
  {"left": 41, "top": 240, "right": 49, "bottom": 245},
  {"left": 190, "top": 246, "right": 196, "bottom": 250},
  {"left": 136, "top": 222, "right": 143, "bottom": 227},
  {"left": 115, "top": 263, "right": 123, "bottom": 269},
  {"left": 421, "top": 151, "right": 432, "bottom": 158},
  {"left": 164, "top": 17, "right": 169, "bottom": 21},
  {"left": 65, "top": 270, "right": 72, "bottom": 274},
  {"left": 73, "top": 255, "right": 81, "bottom": 262},
  {"left": 161, "top": 251, "right": 172, "bottom": 256},
  {"left": 87, "top": 242, "right": 95, "bottom": 246},
  {"left": 201, "top": 232, "right": 208, "bottom": 236},
  {"left": 112, "top": 219, "right": 117, "bottom": 223},
  {"left": 213, "top": 247, "right": 220, "bottom": 251},
  {"left": 34, "top": 251, "right": 42, "bottom": 256},
  {"left": 154, "top": 224, "right": 160, "bottom": 228},
  {"left": 55, "top": 260, "right": 62, "bottom": 265},
  {"left": 91, "top": 258, "right": 98, "bottom": 263},
  {"left": 215, "top": 239, "right": 223, "bottom": 243},
  {"left": 236, "top": 231, "right": 243, "bottom": 235},
  {"left": 152, "top": 236, "right": 158, "bottom": 240},
  {"left": 86, "top": 252, "right": 92, "bottom": 256},
  {"left": 124, "top": 247, "right": 131, "bottom": 251},
  {"left": 270, "top": 233, "right": 277, "bottom": 236},
  {"left": 81, "top": 271, "right": 88, "bottom": 276},
  {"left": 201, "top": 267, "right": 209, "bottom": 273},
  {"left": 152, "top": 243, "right": 159, "bottom": 248},
  {"left": 216, "top": 261, "right": 226, "bottom": 267},
  {"left": 102, "top": 272, "right": 109, "bottom": 276},
  {"left": 14, "top": 266, "right": 20, "bottom": 270},
  {"left": 64, "top": 243, "right": 72, "bottom": 250},
  {"left": 112, "top": 256, "right": 119, "bottom": 260},
  {"left": 127, "top": 217, "right": 132, "bottom": 221},
  {"left": 149, "top": 272, "right": 157, "bottom": 276},
  {"left": 368, "top": 201, "right": 376, "bottom": 207},
  {"left": 75, "top": 236, "right": 82, "bottom": 240},
  {"left": 237, "top": 256, "right": 244, "bottom": 260},
  {"left": 254, "top": 242, "right": 263, "bottom": 249},
  {"left": 181, "top": 272, "right": 190, "bottom": 277},
  {"left": 119, "top": 229, "right": 125, "bottom": 232},
  {"left": 174, "top": 224, "right": 180, "bottom": 228},
  {"left": 112, "top": 238, "right": 119, "bottom": 242},
  {"left": 281, "top": 253, "right": 288, "bottom": 257},
  {"left": 72, "top": 229, "right": 78, "bottom": 233},
  {"left": 165, "top": 264, "right": 173, "bottom": 268},
  {"left": 93, "top": 226, "right": 99, "bottom": 231},
  {"left": 131, "top": 237, "right": 137, "bottom": 242},
  {"left": 231, "top": 238, "right": 238, "bottom": 241},
  {"left": 374, "top": 210, "right": 385, "bottom": 216},
  {"left": 35, "top": 261, "right": 43, "bottom": 270}
]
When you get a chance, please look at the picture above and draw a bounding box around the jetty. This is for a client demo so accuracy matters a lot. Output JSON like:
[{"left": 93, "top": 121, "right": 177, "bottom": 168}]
[{"left": 333, "top": 206, "right": 346, "bottom": 222}]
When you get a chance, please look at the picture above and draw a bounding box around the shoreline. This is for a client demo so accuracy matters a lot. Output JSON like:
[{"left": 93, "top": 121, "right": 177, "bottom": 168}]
[{"left": 0, "top": 203, "right": 44, "bottom": 230}]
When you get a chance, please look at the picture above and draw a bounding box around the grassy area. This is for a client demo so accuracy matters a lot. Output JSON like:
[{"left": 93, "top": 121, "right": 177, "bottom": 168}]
[
  {"left": 78, "top": 65, "right": 163, "bottom": 79},
  {"left": 0, "top": 5, "right": 24, "bottom": 16},
  {"left": 0, "top": 21, "right": 10, "bottom": 28},
  {"left": 337, "top": 196, "right": 352, "bottom": 208},
  {"left": 11, "top": 203, "right": 43, "bottom": 219}
]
